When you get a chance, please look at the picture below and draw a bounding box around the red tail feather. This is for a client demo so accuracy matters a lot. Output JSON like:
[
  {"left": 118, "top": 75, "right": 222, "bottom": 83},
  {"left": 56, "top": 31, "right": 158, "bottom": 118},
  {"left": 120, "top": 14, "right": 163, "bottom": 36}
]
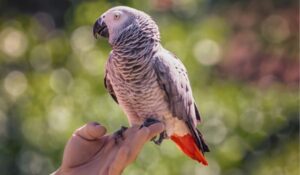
[{"left": 171, "top": 134, "right": 208, "bottom": 165}]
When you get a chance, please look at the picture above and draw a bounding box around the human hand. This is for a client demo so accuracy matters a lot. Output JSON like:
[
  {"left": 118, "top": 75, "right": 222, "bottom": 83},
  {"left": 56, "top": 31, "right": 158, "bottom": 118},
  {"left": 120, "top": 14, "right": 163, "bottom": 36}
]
[{"left": 52, "top": 122, "right": 165, "bottom": 175}]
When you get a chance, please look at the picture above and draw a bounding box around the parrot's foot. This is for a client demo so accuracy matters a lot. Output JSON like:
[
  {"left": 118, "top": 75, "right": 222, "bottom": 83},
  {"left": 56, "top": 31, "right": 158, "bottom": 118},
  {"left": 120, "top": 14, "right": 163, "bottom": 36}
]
[
  {"left": 152, "top": 131, "right": 167, "bottom": 145},
  {"left": 139, "top": 118, "right": 161, "bottom": 128},
  {"left": 113, "top": 126, "right": 128, "bottom": 144},
  {"left": 140, "top": 118, "right": 167, "bottom": 145}
]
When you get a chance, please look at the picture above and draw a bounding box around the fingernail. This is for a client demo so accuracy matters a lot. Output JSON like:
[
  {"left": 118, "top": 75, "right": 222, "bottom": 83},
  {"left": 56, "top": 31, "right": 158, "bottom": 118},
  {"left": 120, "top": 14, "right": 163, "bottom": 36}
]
[{"left": 92, "top": 122, "right": 100, "bottom": 126}]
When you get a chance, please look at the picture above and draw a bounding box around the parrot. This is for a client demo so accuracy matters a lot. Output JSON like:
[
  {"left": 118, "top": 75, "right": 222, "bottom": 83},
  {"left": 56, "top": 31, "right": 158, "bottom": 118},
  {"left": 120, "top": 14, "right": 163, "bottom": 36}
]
[{"left": 93, "top": 6, "right": 210, "bottom": 165}]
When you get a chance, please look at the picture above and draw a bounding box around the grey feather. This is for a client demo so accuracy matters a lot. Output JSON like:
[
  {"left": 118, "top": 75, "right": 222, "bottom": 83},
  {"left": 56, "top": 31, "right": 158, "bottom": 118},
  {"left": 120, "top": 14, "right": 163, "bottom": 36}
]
[
  {"left": 154, "top": 49, "right": 209, "bottom": 153},
  {"left": 104, "top": 53, "right": 118, "bottom": 104},
  {"left": 153, "top": 49, "right": 199, "bottom": 125},
  {"left": 104, "top": 71, "right": 118, "bottom": 104}
]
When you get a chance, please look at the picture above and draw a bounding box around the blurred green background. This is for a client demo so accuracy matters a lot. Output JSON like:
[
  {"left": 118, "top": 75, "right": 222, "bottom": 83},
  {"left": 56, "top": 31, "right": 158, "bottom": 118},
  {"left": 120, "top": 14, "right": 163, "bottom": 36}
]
[{"left": 0, "top": 0, "right": 298, "bottom": 174}]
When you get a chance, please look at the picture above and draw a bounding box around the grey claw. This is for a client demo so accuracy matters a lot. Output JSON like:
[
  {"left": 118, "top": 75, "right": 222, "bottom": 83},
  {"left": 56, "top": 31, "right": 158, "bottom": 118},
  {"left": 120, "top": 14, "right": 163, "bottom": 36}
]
[
  {"left": 114, "top": 126, "right": 128, "bottom": 144},
  {"left": 152, "top": 131, "right": 167, "bottom": 145}
]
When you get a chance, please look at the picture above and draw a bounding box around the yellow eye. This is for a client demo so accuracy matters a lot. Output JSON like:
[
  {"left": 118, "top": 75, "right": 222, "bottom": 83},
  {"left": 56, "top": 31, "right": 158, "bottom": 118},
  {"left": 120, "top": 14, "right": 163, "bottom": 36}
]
[{"left": 114, "top": 12, "right": 121, "bottom": 20}]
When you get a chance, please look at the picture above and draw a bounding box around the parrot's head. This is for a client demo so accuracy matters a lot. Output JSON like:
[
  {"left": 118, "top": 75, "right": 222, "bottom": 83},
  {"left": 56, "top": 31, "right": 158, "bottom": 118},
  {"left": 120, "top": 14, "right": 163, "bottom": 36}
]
[{"left": 93, "top": 6, "right": 160, "bottom": 46}]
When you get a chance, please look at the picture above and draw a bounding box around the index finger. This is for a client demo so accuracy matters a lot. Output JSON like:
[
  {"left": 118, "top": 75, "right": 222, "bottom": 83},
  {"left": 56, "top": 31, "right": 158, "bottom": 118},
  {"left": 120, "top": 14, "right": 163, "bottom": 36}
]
[{"left": 121, "top": 123, "right": 165, "bottom": 163}]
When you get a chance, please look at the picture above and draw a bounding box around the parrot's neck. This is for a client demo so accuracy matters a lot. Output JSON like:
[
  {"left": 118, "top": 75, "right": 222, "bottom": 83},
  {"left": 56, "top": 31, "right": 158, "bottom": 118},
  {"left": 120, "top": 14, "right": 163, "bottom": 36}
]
[
  {"left": 112, "top": 38, "right": 160, "bottom": 59},
  {"left": 110, "top": 41, "right": 161, "bottom": 80}
]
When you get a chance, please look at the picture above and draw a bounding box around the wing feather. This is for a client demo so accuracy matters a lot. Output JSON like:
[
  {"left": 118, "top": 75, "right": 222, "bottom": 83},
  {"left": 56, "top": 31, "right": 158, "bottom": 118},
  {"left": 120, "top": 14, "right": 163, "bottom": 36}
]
[
  {"left": 104, "top": 53, "right": 118, "bottom": 104},
  {"left": 153, "top": 50, "right": 200, "bottom": 125},
  {"left": 104, "top": 71, "right": 118, "bottom": 104},
  {"left": 154, "top": 49, "right": 209, "bottom": 153}
]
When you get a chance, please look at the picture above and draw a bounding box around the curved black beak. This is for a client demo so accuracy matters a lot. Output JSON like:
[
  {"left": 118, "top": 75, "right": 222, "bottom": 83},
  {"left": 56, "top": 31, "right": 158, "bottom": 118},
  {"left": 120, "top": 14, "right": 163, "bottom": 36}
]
[{"left": 93, "top": 17, "right": 109, "bottom": 39}]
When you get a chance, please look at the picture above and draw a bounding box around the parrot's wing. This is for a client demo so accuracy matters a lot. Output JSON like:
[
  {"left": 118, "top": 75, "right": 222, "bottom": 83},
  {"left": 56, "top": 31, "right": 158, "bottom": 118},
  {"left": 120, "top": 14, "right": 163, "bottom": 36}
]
[
  {"left": 154, "top": 49, "right": 210, "bottom": 154},
  {"left": 104, "top": 53, "right": 118, "bottom": 104},
  {"left": 194, "top": 103, "right": 201, "bottom": 122},
  {"left": 104, "top": 72, "right": 118, "bottom": 104},
  {"left": 154, "top": 50, "right": 201, "bottom": 125}
]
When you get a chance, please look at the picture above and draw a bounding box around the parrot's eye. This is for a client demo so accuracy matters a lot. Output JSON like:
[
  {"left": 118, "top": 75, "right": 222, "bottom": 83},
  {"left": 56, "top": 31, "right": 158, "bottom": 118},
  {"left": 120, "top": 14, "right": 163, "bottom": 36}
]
[{"left": 113, "top": 12, "right": 121, "bottom": 20}]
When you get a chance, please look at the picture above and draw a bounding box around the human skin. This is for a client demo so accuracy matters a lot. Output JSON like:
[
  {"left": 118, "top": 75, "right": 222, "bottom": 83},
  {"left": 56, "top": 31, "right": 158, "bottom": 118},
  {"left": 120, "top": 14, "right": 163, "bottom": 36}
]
[{"left": 52, "top": 122, "right": 165, "bottom": 175}]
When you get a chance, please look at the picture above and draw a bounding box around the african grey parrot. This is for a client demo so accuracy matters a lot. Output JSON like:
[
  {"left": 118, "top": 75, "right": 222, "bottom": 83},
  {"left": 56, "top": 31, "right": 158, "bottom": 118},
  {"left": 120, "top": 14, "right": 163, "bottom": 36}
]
[{"left": 93, "top": 6, "right": 209, "bottom": 165}]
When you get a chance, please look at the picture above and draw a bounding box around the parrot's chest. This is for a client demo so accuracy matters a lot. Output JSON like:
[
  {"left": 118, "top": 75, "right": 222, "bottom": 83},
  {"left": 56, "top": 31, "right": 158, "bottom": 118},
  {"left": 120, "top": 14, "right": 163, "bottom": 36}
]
[
  {"left": 113, "top": 73, "right": 168, "bottom": 117},
  {"left": 106, "top": 56, "right": 190, "bottom": 136},
  {"left": 108, "top": 60, "right": 169, "bottom": 123},
  {"left": 112, "top": 79, "right": 188, "bottom": 136}
]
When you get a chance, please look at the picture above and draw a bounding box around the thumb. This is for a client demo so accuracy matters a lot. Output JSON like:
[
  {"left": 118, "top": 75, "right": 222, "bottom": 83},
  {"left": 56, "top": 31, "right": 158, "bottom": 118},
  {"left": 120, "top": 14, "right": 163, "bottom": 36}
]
[
  {"left": 61, "top": 122, "right": 107, "bottom": 169},
  {"left": 75, "top": 122, "right": 107, "bottom": 140}
]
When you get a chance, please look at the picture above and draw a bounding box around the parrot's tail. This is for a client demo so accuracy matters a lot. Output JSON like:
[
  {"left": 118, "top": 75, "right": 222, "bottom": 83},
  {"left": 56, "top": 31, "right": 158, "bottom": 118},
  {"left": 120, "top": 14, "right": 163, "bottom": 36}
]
[{"left": 170, "top": 133, "right": 209, "bottom": 166}]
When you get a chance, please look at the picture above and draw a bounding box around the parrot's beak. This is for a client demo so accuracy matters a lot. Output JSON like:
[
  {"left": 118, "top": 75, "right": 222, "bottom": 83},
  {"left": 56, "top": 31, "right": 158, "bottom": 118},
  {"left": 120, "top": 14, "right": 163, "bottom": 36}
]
[{"left": 93, "top": 17, "right": 109, "bottom": 39}]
